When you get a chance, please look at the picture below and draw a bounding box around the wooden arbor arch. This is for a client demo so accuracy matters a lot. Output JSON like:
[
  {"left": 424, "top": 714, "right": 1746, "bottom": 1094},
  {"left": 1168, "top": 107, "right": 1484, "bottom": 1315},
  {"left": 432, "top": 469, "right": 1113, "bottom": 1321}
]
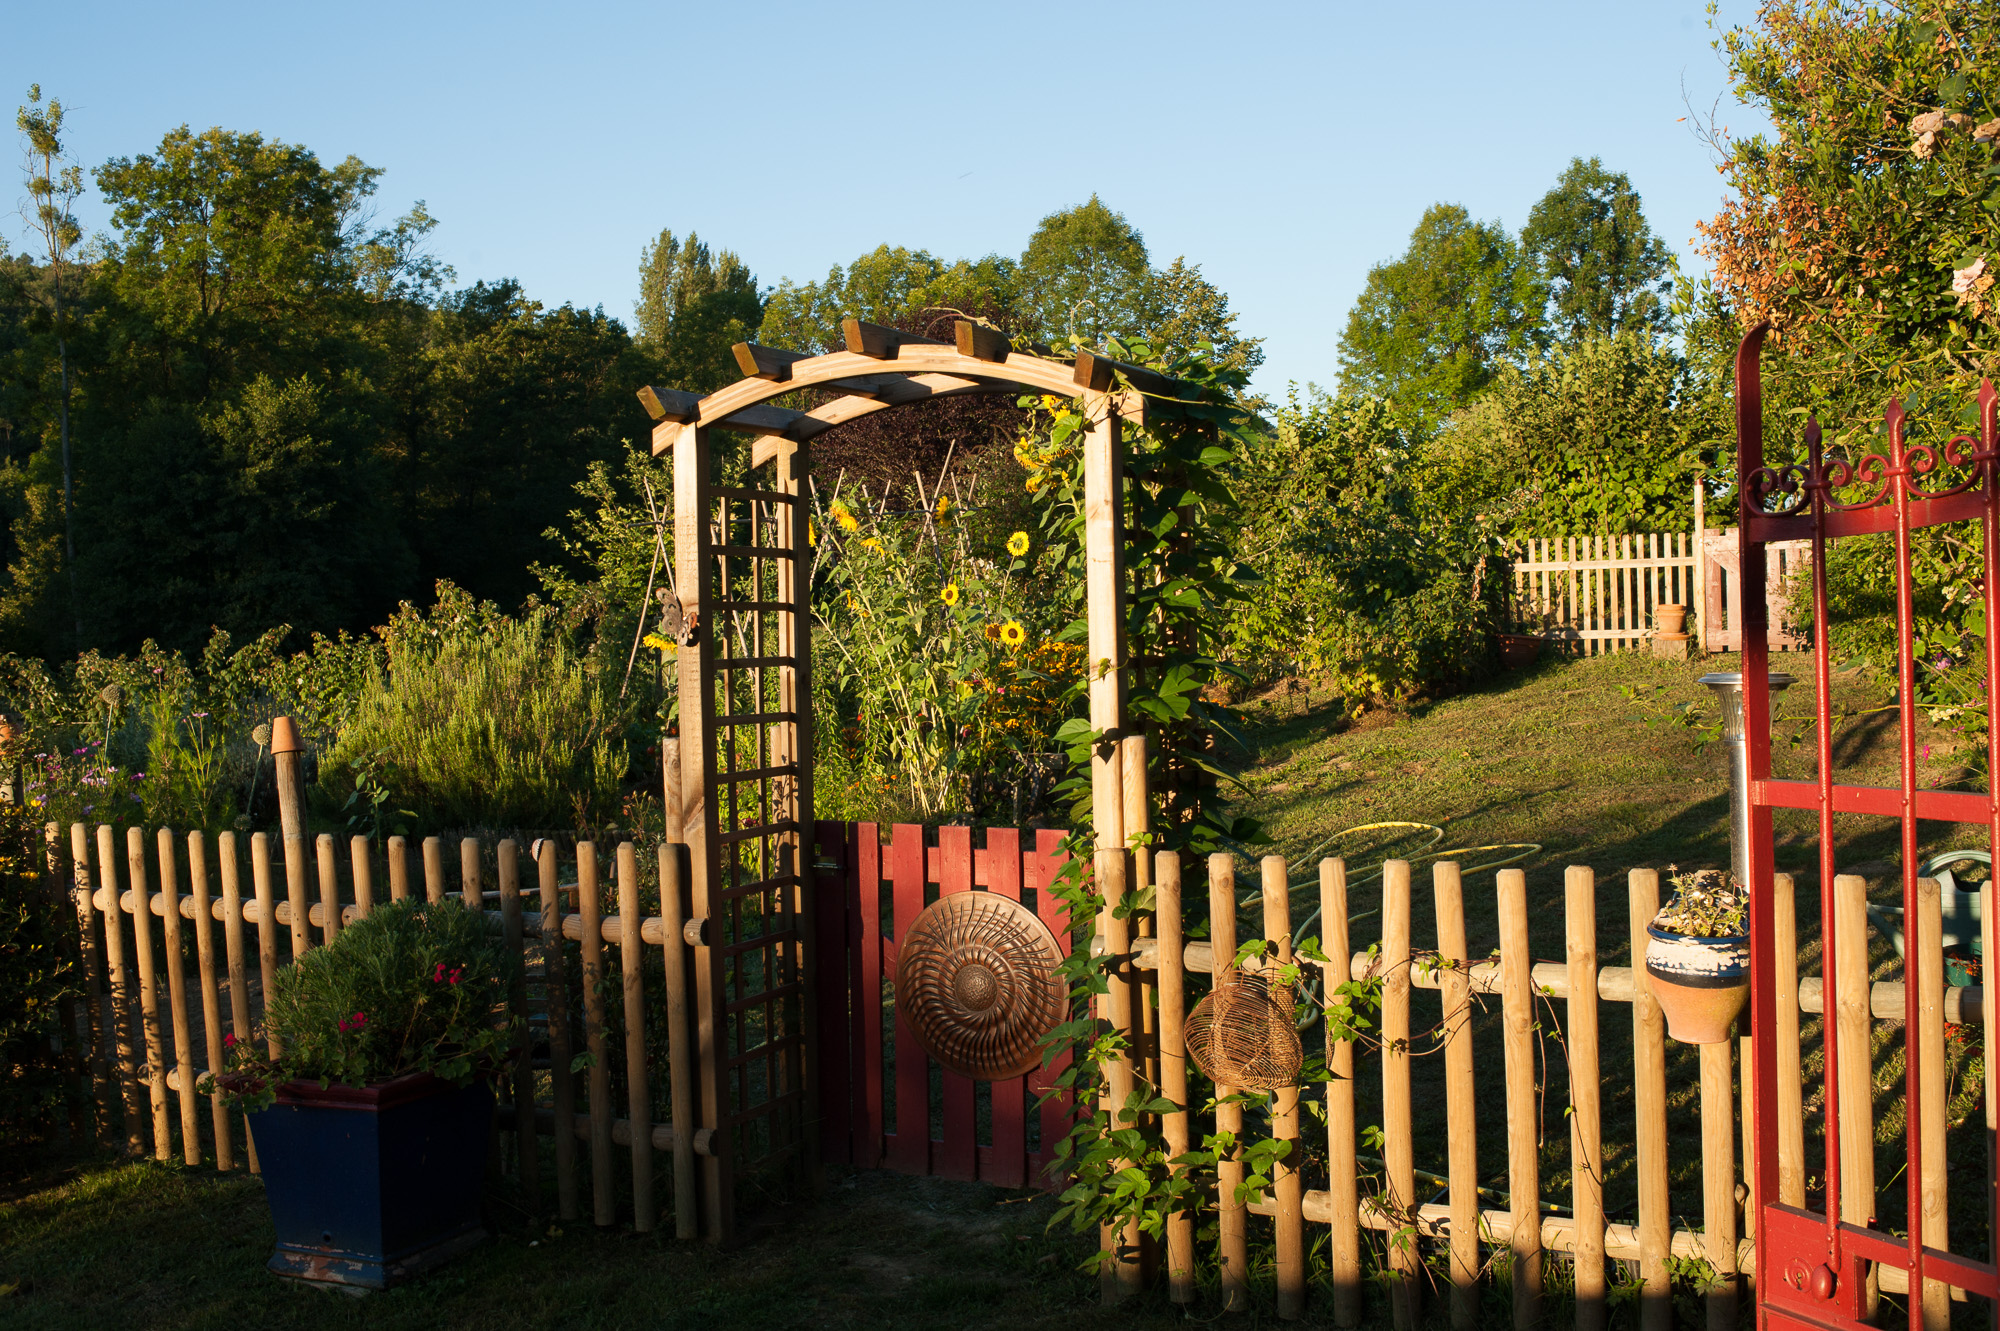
[{"left": 638, "top": 318, "right": 1194, "bottom": 1244}]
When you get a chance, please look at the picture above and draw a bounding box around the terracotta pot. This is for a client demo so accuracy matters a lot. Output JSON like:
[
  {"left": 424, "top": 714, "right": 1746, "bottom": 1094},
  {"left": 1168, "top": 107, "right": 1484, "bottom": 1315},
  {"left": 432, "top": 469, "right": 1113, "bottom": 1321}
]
[
  {"left": 1654, "top": 603, "right": 1688, "bottom": 636},
  {"left": 1497, "top": 634, "right": 1542, "bottom": 669},
  {"left": 1645, "top": 926, "right": 1749, "bottom": 1044}
]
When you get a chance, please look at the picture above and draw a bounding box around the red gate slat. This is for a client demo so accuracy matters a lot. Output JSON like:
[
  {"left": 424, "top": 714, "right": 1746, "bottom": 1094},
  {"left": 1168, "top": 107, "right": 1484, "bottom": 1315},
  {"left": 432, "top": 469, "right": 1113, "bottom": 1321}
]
[
  {"left": 981, "top": 826, "right": 1028, "bottom": 1188},
  {"left": 889, "top": 825, "right": 930, "bottom": 1174},
  {"left": 1028, "top": 827, "right": 1075, "bottom": 1184},
  {"left": 812, "top": 820, "right": 851, "bottom": 1165},
  {"left": 854, "top": 823, "right": 883, "bottom": 1169},
  {"left": 934, "top": 826, "right": 977, "bottom": 1182}
]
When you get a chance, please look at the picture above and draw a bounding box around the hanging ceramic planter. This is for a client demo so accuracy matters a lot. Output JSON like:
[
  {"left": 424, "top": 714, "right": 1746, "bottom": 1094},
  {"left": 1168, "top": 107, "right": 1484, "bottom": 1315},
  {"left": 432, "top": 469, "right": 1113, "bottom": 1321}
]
[
  {"left": 1645, "top": 925, "right": 1750, "bottom": 1043},
  {"left": 1645, "top": 866, "right": 1749, "bottom": 1044}
]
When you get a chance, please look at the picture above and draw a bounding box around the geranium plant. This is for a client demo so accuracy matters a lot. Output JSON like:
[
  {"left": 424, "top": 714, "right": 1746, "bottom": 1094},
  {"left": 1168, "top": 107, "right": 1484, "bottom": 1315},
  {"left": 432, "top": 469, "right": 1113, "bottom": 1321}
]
[
  {"left": 1652, "top": 865, "right": 1747, "bottom": 939},
  {"left": 208, "top": 899, "right": 519, "bottom": 1110}
]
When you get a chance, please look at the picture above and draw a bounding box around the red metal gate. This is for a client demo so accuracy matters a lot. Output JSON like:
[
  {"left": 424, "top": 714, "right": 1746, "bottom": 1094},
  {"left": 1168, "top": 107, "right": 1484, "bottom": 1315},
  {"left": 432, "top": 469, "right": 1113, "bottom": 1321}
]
[
  {"left": 812, "top": 821, "right": 1076, "bottom": 1187},
  {"left": 1738, "top": 324, "right": 2000, "bottom": 1327}
]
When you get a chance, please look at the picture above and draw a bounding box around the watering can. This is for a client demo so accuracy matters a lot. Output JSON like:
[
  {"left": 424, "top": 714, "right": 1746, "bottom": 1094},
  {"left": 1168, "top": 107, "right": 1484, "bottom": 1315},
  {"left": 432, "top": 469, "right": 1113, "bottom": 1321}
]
[{"left": 1864, "top": 849, "right": 1989, "bottom": 984}]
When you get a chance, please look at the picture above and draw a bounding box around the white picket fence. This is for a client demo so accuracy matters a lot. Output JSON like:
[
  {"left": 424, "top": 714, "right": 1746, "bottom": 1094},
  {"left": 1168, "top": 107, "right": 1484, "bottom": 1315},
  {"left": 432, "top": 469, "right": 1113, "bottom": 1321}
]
[{"left": 1507, "top": 527, "right": 1808, "bottom": 656}]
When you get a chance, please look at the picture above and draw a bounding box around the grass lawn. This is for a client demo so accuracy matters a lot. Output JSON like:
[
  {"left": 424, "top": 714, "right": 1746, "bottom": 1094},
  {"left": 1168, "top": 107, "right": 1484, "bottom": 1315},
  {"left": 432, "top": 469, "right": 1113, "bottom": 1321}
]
[
  {"left": 0, "top": 1150, "right": 1206, "bottom": 1331},
  {"left": 5, "top": 647, "right": 1987, "bottom": 1329}
]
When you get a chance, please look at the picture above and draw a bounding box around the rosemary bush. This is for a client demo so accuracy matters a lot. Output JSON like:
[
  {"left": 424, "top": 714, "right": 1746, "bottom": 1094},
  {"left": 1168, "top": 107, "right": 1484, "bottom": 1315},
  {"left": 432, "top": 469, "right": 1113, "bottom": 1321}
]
[{"left": 321, "top": 600, "right": 627, "bottom": 829}]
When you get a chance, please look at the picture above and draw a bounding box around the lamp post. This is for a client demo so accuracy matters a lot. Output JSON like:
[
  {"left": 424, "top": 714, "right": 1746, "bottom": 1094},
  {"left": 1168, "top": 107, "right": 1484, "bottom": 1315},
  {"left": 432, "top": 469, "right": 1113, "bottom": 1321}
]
[{"left": 1697, "top": 671, "right": 1795, "bottom": 885}]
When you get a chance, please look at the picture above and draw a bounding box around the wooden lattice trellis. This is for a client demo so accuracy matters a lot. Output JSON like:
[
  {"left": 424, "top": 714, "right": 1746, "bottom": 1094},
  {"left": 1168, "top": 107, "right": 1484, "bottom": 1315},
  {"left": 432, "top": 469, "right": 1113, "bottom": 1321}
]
[{"left": 639, "top": 319, "right": 1194, "bottom": 1244}]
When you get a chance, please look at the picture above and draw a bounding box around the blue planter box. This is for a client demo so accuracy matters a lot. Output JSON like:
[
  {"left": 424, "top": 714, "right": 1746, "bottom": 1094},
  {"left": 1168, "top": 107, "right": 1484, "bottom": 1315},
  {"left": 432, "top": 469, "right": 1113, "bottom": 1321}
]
[{"left": 247, "top": 1072, "right": 493, "bottom": 1289}]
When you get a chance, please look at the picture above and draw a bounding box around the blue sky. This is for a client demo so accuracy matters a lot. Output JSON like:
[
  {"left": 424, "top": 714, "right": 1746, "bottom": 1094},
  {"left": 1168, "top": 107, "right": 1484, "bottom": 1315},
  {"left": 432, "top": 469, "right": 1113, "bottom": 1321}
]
[{"left": 5, "top": 0, "right": 1766, "bottom": 400}]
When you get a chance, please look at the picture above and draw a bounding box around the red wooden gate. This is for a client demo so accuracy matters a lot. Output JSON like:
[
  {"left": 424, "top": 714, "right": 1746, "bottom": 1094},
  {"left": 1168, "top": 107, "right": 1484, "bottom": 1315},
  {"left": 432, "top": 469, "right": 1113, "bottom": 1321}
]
[
  {"left": 1737, "top": 325, "right": 2000, "bottom": 1327},
  {"left": 812, "top": 821, "right": 1076, "bottom": 1188}
]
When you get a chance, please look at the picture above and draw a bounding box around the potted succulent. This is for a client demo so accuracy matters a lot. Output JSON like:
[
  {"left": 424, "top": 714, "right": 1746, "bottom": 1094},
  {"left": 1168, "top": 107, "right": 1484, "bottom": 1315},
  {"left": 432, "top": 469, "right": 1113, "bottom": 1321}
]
[
  {"left": 207, "top": 898, "right": 519, "bottom": 1289},
  {"left": 1645, "top": 866, "right": 1749, "bottom": 1044}
]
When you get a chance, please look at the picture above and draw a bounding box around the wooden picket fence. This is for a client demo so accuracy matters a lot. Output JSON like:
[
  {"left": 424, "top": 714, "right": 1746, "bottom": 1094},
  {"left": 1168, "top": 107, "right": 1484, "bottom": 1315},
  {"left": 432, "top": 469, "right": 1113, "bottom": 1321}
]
[
  {"left": 57, "top": 822, "right": 720, "bottom": 1233},
  {"left": 1507, "top": 533, "right": 1704, "bottom": 655},
  {"left": 1109, "top": 852, "right": 1991, "bottom": 1326},
  {"left": 53, "top": 818, "right": 1991, "bottom": 1322},
  {"left": 815, "top": 822, "right": 1075, "bottom": 1185},
  {"left": 1506, "top": 529, "right": 1811, "bottom": 656}
]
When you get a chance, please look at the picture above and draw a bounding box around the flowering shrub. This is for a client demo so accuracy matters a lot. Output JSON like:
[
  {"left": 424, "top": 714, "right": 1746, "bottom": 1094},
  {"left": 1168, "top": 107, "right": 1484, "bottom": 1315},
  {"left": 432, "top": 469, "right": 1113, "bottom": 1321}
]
[
  {"left": 811, "top": 486, "right": 1072, "bottom": 821},
  {"left": 208, "top": 898, "right": 518, "bottom": 1108}
]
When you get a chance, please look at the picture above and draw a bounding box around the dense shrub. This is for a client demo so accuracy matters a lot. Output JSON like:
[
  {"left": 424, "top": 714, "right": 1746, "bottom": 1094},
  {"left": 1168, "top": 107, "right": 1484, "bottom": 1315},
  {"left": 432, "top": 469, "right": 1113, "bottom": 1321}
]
[
  {"left": 1227, "top": 390, "right": 1508, "bottom": 707},
  {"left": 214, "top": 899, "right": 517, "bottom": 1103},
  {"left": 320, "top": 594, "right": 627, "bottom": 830},
  {"left": 0, "top": 808, "right": 78, "bottom": 1146}
]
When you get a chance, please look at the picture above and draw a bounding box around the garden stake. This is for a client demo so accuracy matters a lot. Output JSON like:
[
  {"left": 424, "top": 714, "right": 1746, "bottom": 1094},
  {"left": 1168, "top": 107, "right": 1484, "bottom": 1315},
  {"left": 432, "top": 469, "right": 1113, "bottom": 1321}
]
[
  {"left": 350, "top": 835, "right": 373, "bottom": 917},
  {"left": 68, "top": 821, "right": 109, "bottom": 1130},
  {"left": 250, "top": 833, "right": 279, "bottom": 1058},
  {"left": 1833, "top": 872, "right": 1879, "bottom": 1314},
  {"left": 1154, "top": 851, "right": 1193, "bottom": 1305},
  {"left": 158, "top": 826, "right": 200, "bottom": 1166},
  {"left": 423, "top": 836, "right": 445, "bottom": 904},
  {"left": 1770, "top": 873, "right": 1805, "bottom": 1206},
  {"left": 618, "top": 841, "right": 655, "bottom": 1232},
  {"left": 96, "top": 821, "right": 146, "bottom": 1154},
  {"left": 1320, "top": 857, "right": 1361, "bottom": 1327},
  {"left": 1627, "top": 868, "right": 1670, "bottom": 1330},
  {"left": 536, "top": 838, "right": 579, "bottom": 1222},
  {"left": 460, "top": 837, "right": 481, "bottom": 912},
  {"left": 127, "top": 824, "right": 170, "bottom": 1160},
  {"left": 387, "top": 834, "right": 409, "bottom": 902},
  {"left": 1915, "top": 878, "right": 1949, "bottom": 1329},
  {"left": 1497, "top": 867, "right": 1541, "bottom": 1329},
  {"left": 315, "top": 833, "right": 340, "bottom": 945},
  {"left": 1207, "top": 851, "right": 1248, "bottom": 1312},
  {"left": 1432, "top": 860, "right": 1477, "bottom": 1330},
  {"left": 218, "top": 831, "right": 254, "bottom": 1171},
  {"left": 578, "top": 841, "right": 614, "bottom": 1226},
  {"left": 1566, "top": 865, "right": 1606, "bottom": 1331},
  {"left": 498, "top": 840, "right": 539, "bottom": 1217},
  {"left": 660, "top": 840, "right": 696, "bottom": 1240},
  {"left": 270, "top": 716, "right": 310, "bottom": 962},
  {"left": 1380, "top": 858, "right": 1417, "bottom": 1330},
  {"left": 1263, "top": 855, "right": 1305, "bottom": 1320},
  {"left": 190, "top": 831, "right": 231, "bottom": 1168}
]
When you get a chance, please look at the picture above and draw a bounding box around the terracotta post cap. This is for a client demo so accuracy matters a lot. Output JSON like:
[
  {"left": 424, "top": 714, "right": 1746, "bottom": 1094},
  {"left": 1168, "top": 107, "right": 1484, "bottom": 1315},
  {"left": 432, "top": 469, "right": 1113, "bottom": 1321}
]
[{"left": 269, "top": 716, "right": 303, "bottom": 756}]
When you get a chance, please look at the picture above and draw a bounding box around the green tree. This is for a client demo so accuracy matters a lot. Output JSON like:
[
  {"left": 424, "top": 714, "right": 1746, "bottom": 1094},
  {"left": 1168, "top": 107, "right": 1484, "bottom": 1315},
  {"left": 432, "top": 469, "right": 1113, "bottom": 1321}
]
[
  {"left": 634, "top": 229, "right": 762, "bottom": 392},
  {"left": 93, "top": 126, "right": 387, "bottom": 400},
  {"left": 1521, "top": 156, "right": 1672, "bottom": 343},
  {"left": 1015, "top": 195, "right": 1151, "bottom": 346},
  {"left": 14, "top": 86, "right": 83, "bottom": 641},
  {"left": 756, "top": 245, "right": 1016, "bottom": 352},
  {"left": 1439, "top": 330, "right": 1694, "bottom": 535},
  {"left": 1701, "top": 0, "right": 2000, "bottom": 431},
  {"left": 1336, "top": 203, "right": 1543, "bottom": 431}
]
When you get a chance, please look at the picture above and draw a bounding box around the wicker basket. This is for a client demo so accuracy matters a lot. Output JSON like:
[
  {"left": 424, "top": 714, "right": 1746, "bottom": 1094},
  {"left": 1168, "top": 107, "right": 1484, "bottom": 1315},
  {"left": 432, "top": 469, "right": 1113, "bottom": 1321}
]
[{"left": 1185, "top": 967, "right": 1303, "bottom": 1092}]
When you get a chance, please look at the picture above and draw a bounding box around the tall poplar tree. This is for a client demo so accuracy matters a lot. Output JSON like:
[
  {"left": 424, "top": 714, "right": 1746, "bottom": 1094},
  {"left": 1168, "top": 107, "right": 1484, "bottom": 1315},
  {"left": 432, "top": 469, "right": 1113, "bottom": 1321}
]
[{"left": 1521, "top": 156, "right": 1672, "bottom": 344}]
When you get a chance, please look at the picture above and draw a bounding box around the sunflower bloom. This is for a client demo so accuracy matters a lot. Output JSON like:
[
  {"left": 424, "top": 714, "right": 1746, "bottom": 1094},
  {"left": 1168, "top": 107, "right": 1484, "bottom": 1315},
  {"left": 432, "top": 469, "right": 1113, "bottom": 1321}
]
[
  {"left": 940, "top": 582, "right": 960, "bottom": 607},
  {"left": 1006, "top": 531, "right": 1030, "bottom": 558},
  {"left": 935, "top": 495, "right": 952, "bottom": 517},
  {"left": 832, "top": 501, "right": 859, "bottom": 533},
  {"left": 861, "top": 537, "right": 882, "bottom": 553},
  {"left": 1000, "top": 621, "right": 1026, "bottom": 648}
]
